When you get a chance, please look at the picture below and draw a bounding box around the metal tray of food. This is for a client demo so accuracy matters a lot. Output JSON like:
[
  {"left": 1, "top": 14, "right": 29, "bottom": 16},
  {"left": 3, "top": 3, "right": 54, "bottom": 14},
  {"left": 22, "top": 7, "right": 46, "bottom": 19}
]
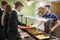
[
  {"left": 20, "top": 27, "right": 56, "bottom": 40},
  {"left": 26, "top": 28, "right": 43, "bottom": 35},
  {"left": 35, "top": 33, "right": 49, "bottom": 40},
  {"left": 25, "top": 28, "right": 50, "bottom": 40}
]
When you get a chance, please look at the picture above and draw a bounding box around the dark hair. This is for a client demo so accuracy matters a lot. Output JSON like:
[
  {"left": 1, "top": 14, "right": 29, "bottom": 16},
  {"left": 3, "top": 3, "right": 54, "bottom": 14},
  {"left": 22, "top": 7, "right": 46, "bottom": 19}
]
[
  {"left": 5, "top": 5, "right": 12, "bottom": 14},
  {"left": 1, "top": 1, "right": 8, "bottom": 6},
  {"left": 2, "top": 5, "right": 12, "bottom": 26},
  {"left": 45, "top": 5, "right": 50, "bottom": 9},
  {"left": 15, "top": 1, "right": 24, "bottom": 8}
]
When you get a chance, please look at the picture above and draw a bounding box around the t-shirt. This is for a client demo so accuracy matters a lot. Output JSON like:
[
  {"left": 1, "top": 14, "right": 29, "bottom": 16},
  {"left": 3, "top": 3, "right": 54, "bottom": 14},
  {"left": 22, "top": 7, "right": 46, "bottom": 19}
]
[
  {"left": 42, "top": 12, "right": 58, "bottom": 26},
  {"left": 42, "top": 12, "right": 58, "bottom": 34}
]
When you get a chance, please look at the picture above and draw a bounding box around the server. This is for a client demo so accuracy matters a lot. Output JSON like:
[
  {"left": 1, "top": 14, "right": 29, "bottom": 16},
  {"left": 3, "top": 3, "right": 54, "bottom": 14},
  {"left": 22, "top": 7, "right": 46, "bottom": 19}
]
[{"left": 31, "top": 5, "right": 59, "bottom": 36}]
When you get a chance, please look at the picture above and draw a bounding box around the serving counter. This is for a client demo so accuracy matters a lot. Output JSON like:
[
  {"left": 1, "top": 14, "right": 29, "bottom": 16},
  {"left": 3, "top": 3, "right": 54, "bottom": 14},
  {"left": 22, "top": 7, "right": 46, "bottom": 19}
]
[
  {"left": 19, "top": 26, "right": 57, "bottom": 40},
  {"left": 18, "top": 15, "right": 58, "bottom": 40}
]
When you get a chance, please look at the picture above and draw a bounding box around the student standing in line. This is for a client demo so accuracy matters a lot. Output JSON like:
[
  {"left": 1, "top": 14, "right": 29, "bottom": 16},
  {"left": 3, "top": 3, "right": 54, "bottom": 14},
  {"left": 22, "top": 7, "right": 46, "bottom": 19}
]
[
  {"left": 8, "top": 1, "right": 29, "bottom": 40},
  {"left": 0, "top": 1, "right": 8, "bottom": 40},
  {"left": 1, "top": 5, "right": 12, "bottom": 40}
]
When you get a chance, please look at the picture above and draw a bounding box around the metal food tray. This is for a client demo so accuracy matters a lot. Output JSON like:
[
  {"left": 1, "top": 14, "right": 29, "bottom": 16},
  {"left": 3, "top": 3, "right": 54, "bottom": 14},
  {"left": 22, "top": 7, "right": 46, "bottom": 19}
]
[
  {"left": 25, "top": 28, "right": 50, "bottom": 40},
  {"left": 35, "top": 33, "right": 49, "bottom": 40},
  {"left": 20, "top": 27, "right": 56, "bottom": 40},
  {"left": 26, "top": 28, "right": 43, "bottom": 35}
]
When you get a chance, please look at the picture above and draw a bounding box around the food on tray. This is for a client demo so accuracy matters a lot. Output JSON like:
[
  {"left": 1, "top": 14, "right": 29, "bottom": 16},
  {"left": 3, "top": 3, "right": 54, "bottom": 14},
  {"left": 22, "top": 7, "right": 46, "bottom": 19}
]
[
  {"left": 36, "top": 34, "right": 49, "bottom": 39},
  {"left": 31, "top": 30, "right": 43, "bottom": 34},
  {"left": 26, "top": 29, "right": 43, "bottom": 34},
  {"left": 20, "top": 26, "right": 30, "bottom": 29}
]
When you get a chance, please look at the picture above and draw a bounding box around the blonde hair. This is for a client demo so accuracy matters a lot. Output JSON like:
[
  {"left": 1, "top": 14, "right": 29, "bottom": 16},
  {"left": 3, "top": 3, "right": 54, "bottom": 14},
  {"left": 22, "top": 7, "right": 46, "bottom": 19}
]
[
  {"left": 37, "top": 7, "right": 44, "bottom": 16},
  {"left": 38, "top": 7, "right": 44, "bottom": 11}
]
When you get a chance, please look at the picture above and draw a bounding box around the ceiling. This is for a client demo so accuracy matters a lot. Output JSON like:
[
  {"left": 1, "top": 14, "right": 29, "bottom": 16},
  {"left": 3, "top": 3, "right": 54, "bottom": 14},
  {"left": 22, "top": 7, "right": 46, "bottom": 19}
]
[{"left": 25, "top": 0, "right": 60, "bottom": 2}]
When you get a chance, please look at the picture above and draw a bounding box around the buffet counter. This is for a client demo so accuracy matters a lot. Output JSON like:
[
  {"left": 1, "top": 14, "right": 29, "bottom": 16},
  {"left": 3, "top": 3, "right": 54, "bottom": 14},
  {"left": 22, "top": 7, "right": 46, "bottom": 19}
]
[
  {"left": 18, "top": 16, "right": 58, "bottom": 40},
  {"left": 19, "top": 26, "right": 57, "bottom": 40}
]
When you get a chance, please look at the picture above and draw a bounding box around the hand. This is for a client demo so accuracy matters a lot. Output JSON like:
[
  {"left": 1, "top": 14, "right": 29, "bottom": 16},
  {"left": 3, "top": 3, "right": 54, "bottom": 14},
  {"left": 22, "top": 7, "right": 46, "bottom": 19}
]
[
  {"left": 26, "top": 25, "right": 35, "bottom": 28},
  {"left": 51, "top": 28, "right": 55, "bottom": 32},
  {"left": 26, "top": 24, "right": 31, "bottom": 28}
]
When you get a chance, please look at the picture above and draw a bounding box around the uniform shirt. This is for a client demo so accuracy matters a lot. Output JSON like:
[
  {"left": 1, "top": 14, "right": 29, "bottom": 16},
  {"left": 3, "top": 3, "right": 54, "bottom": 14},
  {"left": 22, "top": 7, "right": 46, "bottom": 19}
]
[
  {"left": 42, "top": 12, "right": 58, "bottom": 26},
  {"left": 42, "top": 12, "right": 58, "bottom": 35}
]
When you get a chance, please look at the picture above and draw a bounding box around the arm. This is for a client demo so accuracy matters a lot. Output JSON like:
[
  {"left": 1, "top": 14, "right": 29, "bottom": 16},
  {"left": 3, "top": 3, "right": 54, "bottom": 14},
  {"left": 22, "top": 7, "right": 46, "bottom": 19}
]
[
  {"left": 17, "top": 20, "right": 26, "bottom": 26},
  {"left": 51, "top": 13, "right": 59, "bottom": 32},
  {"left": 51, "top": 20, "right": 60, "bottom": 32},
  {"left": 53, "top": 20, "right": 60, "bottom": 28},
  {"left": 31, "top": 13, "right": 45, "bottom": 27},
  {"left": 18, "top": 21, "right": 31, "bottom": 28},
  {"left": 31, "top": 21, "right": 43, "bottom": 27}
]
